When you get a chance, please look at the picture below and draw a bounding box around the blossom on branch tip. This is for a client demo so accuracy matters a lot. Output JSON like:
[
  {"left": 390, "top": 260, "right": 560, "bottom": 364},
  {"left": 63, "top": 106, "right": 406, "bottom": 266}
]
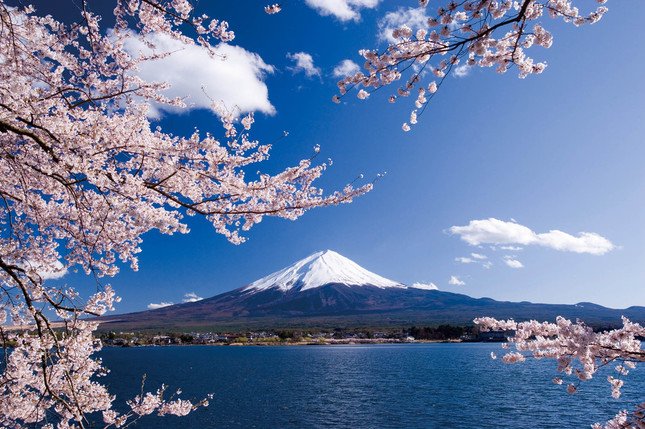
[
  {"left": 264, "top": 4, "right": 282, "bottom": 14},
  {"left": 357, "top": 89, "right": 370, "bottom": 99}
]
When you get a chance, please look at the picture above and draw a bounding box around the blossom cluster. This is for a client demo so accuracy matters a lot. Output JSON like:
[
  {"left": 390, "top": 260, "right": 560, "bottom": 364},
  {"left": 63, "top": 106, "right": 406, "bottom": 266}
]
[
  {"left": 474, "top": 316, "right": 644, "bottom": 428},
  {"left": 0, "top": 1, "right": 369, "bottom": 427},
  {"left": 264, "top": 4, "right": 282, "bottom": 15},
  {"left": 336, "top": 0, "right": 609, "bottom": 130}
]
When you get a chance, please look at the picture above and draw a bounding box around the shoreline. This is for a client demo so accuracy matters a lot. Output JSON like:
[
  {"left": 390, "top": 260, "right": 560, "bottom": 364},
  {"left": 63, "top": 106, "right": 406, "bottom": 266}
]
[{"left": 100, "top": 338, "right": 471, "bottom": 348}]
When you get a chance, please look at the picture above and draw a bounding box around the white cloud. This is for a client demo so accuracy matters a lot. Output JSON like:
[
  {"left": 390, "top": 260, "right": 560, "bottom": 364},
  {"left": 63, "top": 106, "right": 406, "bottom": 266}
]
[
  {"left": 287, "top": 52, "right": 321, "bottom": 78},
  {"left": 453, "top": 64, "right": 471, "bottom": 78},
  {"left": 21, "top": 259, "right": 68, "bottom": 281},
  {"left": 536, "top": 230, "right": 614, "bottom": 255},
  {"left": 450, "top": 218, "right": 535, "bottom": 246},
  {"left": 183, "top": 292, "right": 203, "bottom": 303},
  {"left": 333, "top": 59, "right": 360, "bottom": 78},
  {"left": 499, "top": 245, "right": 523, "bottom": 251},
  {"left": 411, "top": 282, "right": 439, "bottom": 290},
  {"left": 147, "top": 302, "right": 174, "bottom": 310},
  {"left": 305, "top": 0, "right": 380, "bottom": 22},
  {"left": 503, "top": 257, "right": 524, "bottom": 269},
  {"left": 448, "top": 275, "right": 465, "bottom": 286},
  {"left": 378, "top": 7, "right": 429, "bottom": 43},
  {"left": 456, "top": 253, "right": 490, "bottom": 268},
  {"left": 149, "top": 292, "right": 202, "bottom": 309},
  {"left": 37, "top": 260, "right": 68, "bottom": 280},
  {"left": 122, "top": 32, "right": 275, "bottom": 117},
  {"left": 449, "top": 218, "right": 615, "bottom": 255}
]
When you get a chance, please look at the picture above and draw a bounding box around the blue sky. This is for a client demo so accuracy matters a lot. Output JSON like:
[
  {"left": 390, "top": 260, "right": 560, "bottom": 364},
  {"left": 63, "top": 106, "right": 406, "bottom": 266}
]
[{"left": 41, "top": 0, "right": 645, "bottom": 311}]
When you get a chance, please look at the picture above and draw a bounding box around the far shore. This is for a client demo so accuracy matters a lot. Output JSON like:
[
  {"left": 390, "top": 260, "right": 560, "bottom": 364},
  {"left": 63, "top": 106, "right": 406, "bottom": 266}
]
[{"left": 100, "top": 338, "right": 472, "bottom": 348}]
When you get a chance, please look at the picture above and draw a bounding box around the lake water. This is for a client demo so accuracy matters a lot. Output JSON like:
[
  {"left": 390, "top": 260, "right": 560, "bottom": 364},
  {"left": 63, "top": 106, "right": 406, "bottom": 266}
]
[{"left": 98, "top": 343, "right": 643, "bottom": 428}]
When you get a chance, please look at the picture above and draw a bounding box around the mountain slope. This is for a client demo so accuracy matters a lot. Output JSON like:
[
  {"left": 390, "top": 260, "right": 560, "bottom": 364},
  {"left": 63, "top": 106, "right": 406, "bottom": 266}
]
[{"left": 99, "top": 251, "right": 645, "bottom": 331}]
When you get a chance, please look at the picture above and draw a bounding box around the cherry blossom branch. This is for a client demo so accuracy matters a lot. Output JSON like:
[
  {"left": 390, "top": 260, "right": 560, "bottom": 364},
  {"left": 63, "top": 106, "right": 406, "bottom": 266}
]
[
  {"left": 337, "top": 0, "right": 609, "bottom": 131},
  {"left": 475, "top": 316, "right": 644, "bottom": 428}
]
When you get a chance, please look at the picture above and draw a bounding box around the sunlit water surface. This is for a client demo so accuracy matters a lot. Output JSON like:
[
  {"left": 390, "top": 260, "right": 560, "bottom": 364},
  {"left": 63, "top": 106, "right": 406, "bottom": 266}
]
[{"left": 95, "top": 343, "right": 643, "bottom": 428}]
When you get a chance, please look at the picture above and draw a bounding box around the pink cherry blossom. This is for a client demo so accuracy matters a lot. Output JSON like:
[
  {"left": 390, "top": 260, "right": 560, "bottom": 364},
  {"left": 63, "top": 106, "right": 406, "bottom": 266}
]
[
  {"left": 0, "top": 2, "right": 370, "bottom": 427},
  {"left": 264, "top": 4, "right": 282, "bottom": 15},
  {"left": 475, "top": 316, "right": 645, "bottom": 428},
  {"left": 335, "top": 0, "right": 611, "bottom": 130}
]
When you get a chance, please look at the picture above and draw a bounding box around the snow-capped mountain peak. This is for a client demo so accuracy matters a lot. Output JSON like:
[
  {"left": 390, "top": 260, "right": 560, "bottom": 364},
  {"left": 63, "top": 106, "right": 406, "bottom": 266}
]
[{"left": 243, "top": 250, "right": 404, "bottom": 292}]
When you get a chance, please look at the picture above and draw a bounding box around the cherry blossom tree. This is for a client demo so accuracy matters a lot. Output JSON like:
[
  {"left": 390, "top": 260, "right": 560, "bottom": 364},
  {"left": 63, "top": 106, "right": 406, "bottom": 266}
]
[
  {"left": 0, "top": 0, "right": 631, "bottom": 427},
  {"left": 0, "top": 1, "right": 369, "bottom": 427},
  {"left": 475, "top": 316, "right": 645, "bottom": 428},
  {"left": 336, "top": 0, "right": 609, "bottom": 131}
]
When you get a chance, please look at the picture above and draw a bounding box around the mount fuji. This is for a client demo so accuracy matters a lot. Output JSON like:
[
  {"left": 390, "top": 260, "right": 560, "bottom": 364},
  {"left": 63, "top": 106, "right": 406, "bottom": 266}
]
[
  {"left": 242, "top": 250, "right": 405, "bottom": 292},
  {"left": 99, "top": 250, "right": 645, "bottom": 331}
]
